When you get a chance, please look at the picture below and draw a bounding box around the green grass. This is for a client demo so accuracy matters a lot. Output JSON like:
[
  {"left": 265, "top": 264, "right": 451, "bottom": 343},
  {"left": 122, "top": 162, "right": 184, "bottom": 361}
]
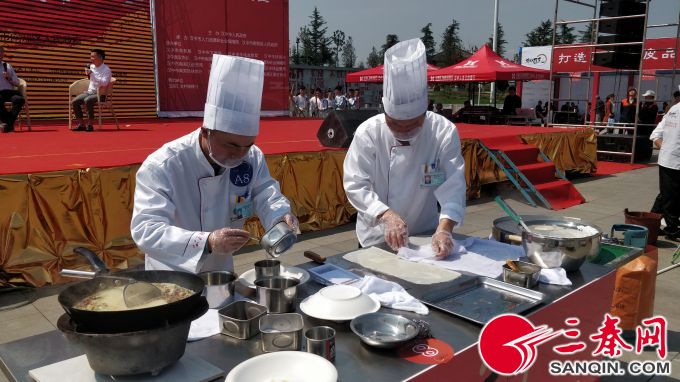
[{"left": 429, "top": 84, "right": 508, "bottom": 106}]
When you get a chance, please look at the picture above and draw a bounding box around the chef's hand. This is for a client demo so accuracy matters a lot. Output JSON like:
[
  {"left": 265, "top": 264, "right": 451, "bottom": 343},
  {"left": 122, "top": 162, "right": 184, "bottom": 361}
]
[
  {"left": 207, "top": 228, "right": 250, "bottom": 254},
  {"left": 283, "top": 213, "right": 300, "bottom": 234},
  {"left": 431, "top": 230, "right": 454, "bottom": 259},
  {"left": 379, "top": 209, "right": 409, "bottom": 251}
]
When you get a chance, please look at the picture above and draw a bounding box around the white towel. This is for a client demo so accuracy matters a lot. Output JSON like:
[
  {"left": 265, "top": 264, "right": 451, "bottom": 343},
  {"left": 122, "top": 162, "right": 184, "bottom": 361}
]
[
  {"left": 351, "top": 276, "right": 429, "bottom": 315},
  {"left": 398, "top": 237, "right": 525, "bottom": 279},
  {"left": 188, "top": 309, "right": 220, "bottom": 341},
  {"left": 539, "top": 267, "right": 572, "bottom": 286}
]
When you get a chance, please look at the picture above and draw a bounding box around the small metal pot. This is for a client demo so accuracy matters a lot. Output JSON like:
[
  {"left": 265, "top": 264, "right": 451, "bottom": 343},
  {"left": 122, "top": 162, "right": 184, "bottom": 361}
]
[
  {"left": 260, "top": 221, "right": 297, "bottom": 257},
  {"left": 502, "top": 261, "right": 541, "bottom": 288},
  {"left": 198, "top": 271, "right": 237, "bottom": 309},
  {"left": 218, "top": 300, "right": 268, "bottom": 339},
  {"left": 259, "top": 313, "right": 304, "bottom": 352},
  {"left": 255, "top": 276, "right": 299, "bottom": 313}
]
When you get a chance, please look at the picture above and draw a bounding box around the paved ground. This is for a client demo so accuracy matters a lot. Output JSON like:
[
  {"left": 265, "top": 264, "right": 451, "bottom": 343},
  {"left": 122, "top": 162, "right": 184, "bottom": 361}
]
[{"left": 0, "top": 164, "right": 678, "bottom": 381}]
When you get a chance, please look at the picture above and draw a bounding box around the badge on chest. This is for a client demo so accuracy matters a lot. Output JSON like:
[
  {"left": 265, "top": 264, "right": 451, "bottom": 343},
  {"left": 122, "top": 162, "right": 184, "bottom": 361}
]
[
  {"left": 420, "top": 160, "right": 445, "bottom": 188},
  {"left": 230, "top": 162, "right": 254, "bottom": 221}
]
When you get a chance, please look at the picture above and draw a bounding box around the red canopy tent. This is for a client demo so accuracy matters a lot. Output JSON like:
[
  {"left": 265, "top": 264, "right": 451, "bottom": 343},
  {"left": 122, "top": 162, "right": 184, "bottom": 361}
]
[
  {"left": 346, "top": 63, "right": 441, "bottom": 83},
  {"left": 427, "top": 45, "right": 550, "bottom": 82}
]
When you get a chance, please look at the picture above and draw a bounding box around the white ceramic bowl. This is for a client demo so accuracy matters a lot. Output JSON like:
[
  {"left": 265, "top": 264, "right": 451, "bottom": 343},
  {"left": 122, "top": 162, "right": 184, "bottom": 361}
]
[
  {"left": 299, "top": 284, "right": 380, "bottom": 321},
  {"left": 225, "top": 351, "right": 337, "bottom": 382},
  {"left": 238, "top": 265, "right": 310, "bottom": 289}
]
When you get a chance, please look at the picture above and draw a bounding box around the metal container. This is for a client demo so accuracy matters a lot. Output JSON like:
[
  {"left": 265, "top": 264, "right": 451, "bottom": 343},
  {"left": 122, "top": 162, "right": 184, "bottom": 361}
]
[
  {"left": 198, "top": 271, "right": 237, "bottom": 309},
  {"left": 492, "top": 215, "right": 601, "bottom": 272},
  {"left": 255, "top": 276, "right": 299, "bottom": 313},
  {"left": 350, "top": 313, "right": 418, "bottom": 349},
  {"left": 502, "top": 261, "right": 541, "bottom": 288},
  {"left": 305, "top": 326, "right": 336, "bottom": 362},
  {"left": 261, "top": 221, "right": 297, "bottom": 257},
  {"left": 254, "top": 259, "right": 281, "bottom": 280},
  {"left": 57, "top": 300, "right": 208, "bottom": 376},
  {"left": 218, "top": 300, "right": 268, "bottom": 339},
  {"left": 259, "top": 313, "right": 304, "bottom": 352}
]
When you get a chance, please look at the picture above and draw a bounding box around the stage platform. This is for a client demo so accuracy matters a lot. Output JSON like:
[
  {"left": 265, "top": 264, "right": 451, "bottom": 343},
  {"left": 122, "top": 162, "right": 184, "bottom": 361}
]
[{"left": 0, "top": 117, "right": 598, "bottom": 286}]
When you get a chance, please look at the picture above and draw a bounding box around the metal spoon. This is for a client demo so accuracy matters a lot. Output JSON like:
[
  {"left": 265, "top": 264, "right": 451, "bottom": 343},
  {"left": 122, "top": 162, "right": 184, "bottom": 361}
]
[
  {"left": 505, "top": 259, "right": 522, "bottom": 273},
  {"left": 494, "top": 196, "right": 534, "bottom": 235}
]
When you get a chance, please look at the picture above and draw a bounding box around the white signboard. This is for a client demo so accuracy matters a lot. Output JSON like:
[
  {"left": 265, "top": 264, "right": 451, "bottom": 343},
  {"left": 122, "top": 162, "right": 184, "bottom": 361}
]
[{"left": 520, "top": 46, "right": 552, "bottom": 70}]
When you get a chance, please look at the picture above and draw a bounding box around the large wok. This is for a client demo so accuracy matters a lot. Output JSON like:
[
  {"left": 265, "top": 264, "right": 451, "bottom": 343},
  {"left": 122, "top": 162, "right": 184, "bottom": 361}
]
[{"left": 58, "top": 247, "right": 206, "bottom": 333}]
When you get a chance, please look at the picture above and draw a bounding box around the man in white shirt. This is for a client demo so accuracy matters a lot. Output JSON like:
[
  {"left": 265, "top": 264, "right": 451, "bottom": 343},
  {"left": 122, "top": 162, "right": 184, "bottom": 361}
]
[
  {"left": 72, "top": 49, "right": 112, "bottom": 132},
  {"left": 309, "top": 88, "right": 325, "bottom": 117},
  {"left": 650, "top": 103, "right": 680, "bottom": 239},
  {"left": 131, "top": 54, "right": 298, "bottom": 273},
  {"left": 0, "top": 46, "right": 24, "bottom": 133},
  {"left": 293, "top": 86, "right": 309, "bottom": 117},
  {"left": 343, "top": 39, "right": 466, "bottom": 258},
  {"left": 334, "top": 85, "right": 347, "bottom": 110}
]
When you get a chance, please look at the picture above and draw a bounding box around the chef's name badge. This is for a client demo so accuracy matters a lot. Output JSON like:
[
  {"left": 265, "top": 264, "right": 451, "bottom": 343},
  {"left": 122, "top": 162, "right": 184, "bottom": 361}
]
[
  {"left": 230, "top": 161, "right": 253, "bottom": 187},
  {"left": 421, "top": 172, "right": 445, "bottom": 187},
  {"left": 231, "top": 195, "right": 253, "bottom": 222}
]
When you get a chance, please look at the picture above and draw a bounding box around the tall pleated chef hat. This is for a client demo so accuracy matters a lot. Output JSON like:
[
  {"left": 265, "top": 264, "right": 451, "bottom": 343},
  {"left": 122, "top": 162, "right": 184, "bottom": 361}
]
[
  {"left": 382, "top": 38, "right": 428, "bottom": 120},
  {"left": 203, "top": 54, "right": 264, "bottom": 135}
]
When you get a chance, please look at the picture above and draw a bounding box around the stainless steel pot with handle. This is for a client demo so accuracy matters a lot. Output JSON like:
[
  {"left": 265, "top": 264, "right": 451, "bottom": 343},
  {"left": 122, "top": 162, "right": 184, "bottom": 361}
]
[{"left": 492, "top": 215, "right": 602, "bottom": 272}]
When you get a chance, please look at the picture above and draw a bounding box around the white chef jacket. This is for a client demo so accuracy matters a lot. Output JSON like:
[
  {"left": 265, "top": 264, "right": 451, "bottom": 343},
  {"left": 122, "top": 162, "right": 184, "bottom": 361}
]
[
  {"left": 131, "top": 128, "right": 291, "bottom": 273},
  {"left": 650, "top": 103, "right": 680, "bottom": 170},
  {"left": 343, "top": 111, "right": 466, "bottom": 247}
]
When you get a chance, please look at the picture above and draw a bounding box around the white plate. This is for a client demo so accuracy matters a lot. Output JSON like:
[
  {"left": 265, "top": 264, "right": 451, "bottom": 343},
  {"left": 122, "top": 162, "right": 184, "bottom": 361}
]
[
  {"left": 238, "top": 265, "right": 310, "bottom": 289},
  {"left": 299, "top": 284, "right": 380, "bottom": 322},
  {"left": 225, "top": 351, "right": 337, "bottom": 382}
]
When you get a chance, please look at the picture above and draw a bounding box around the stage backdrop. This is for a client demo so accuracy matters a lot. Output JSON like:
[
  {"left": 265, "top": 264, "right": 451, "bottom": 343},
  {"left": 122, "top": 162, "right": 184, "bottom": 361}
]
[
  {"left": 0, "top": 0, "right": 156, "bottom": 119},
  {"left": 153, "top": 0, "right": 289, "bottom": 117}
]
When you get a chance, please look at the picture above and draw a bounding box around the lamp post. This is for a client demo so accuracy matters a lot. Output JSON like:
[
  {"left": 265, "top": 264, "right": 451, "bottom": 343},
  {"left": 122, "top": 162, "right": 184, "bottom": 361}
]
[
  {"left": 295, "top": 38, "right": 300, "bottom": 64},
  {"left": 490, "top": 0, "right": 499, "bottom": 105}
]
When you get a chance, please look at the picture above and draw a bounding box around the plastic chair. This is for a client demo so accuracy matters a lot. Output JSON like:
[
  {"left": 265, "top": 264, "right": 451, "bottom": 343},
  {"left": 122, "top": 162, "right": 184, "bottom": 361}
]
[{"left": 3, "top": 78, "right": 30, "bottom": 131}]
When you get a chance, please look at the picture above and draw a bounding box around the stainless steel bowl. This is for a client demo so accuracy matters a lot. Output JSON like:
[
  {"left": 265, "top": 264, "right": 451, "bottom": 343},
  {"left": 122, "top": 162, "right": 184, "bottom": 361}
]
[
  {"left": 259, "top": 313, "right": 304, "bottom": 352},
  {"left": 260, "top": 221, "right": 297, "bottom": 257},
  {"left": 492, "top": 215, "right": 601, "bottom": 272},
  {"left": 218, "top": 300, "right": 268, "bottom": 339},
  {"left": 198, "top": 271, "right": 237, "bottom": 309},
  {"left": 350, "top": 313, "right": 418, "bottom": 349},
  {"left": 255, "top": 276, "right": 299, "bottom": 313}
]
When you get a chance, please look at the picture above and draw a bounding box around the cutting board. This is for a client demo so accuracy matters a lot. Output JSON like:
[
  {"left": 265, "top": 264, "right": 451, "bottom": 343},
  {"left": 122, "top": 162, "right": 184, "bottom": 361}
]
[
  {"left": 343, "top": 246, "right": 461, "bottom": 285},
  {"left": 29, "top": 354, "right": 225, "bottom": 382}
]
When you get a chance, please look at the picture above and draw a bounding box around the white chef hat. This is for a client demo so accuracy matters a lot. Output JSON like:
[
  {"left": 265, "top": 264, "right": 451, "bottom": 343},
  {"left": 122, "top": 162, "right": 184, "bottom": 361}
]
[
  {"left": 382, "top": 38, "right": 428, "bottom": 120},
  {"left": 203, "top": 54, "right": 264, "bottom": 135}
]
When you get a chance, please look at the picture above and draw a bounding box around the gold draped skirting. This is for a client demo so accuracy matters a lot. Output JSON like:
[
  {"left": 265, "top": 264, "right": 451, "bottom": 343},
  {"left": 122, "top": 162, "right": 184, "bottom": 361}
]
[{"left": 0, "top": 129, "right": 595, "bottom": 286}]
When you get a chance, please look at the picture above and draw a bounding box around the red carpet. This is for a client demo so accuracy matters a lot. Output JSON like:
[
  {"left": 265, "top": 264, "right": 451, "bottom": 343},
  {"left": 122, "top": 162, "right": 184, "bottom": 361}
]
[
  {"left": 595, "top": 161, "right": 651, "bottom": 176},
  {"left": 0, "top": 117, "right": 334, "bottom": 175}
]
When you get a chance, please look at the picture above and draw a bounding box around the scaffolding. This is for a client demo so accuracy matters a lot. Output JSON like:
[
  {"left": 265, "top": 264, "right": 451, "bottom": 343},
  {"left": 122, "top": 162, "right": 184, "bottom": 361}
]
[{"left": 547, "top": 0, "right": 680, "bottom": 164}]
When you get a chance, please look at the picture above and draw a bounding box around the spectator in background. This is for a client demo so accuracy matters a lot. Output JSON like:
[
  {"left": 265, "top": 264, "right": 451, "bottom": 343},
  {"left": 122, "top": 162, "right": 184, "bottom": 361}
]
[
  {"left": 435, "top": 103, "right": 444, "bottom": 115},
  {"left": 452, "top": 100, "right": 472, "bottom": 122},
  {"left": 309, "top": 88, "right": 324, "bottom": 118},
  {"left": 650, "top": 102, "right": 680, "bottom": 240},
  {"left": 502, "top": 86, "right": 521, "bottom": 115},
  {"left": 354, "top": 89, "right": 363, "bottom": 110},
  {"left": 535, "top": 100, "right": 544, "bottom": 120},
  {"left": 604, "top": 94, "right": 616, "bottom": 125},
  {"left": 347, "top": 89, "right": 357, "bottom": 109},
  {"left": 334, "top": 85, "right": 347, "bottom": 110},
  {"left": 72, "top": 48, "right": 111, "bottom": 132},
  {"left": 427, "top": 99, "right": 434, "bottom": 112},
  {"left": 638, "top": 90, "right": 659, "bottom": 135},
  {"left": 0, "top": 46, "right": 24, "bottom": 133},
  {"left": 619, "top": 87, "right": 637, "bottom": 124},
  {"left": 325, "top": 90, "right": 334, "bottom": 114},
  {"left": 293, "top": 86, "right": 308, "bottom": 117},
  {"left": 595, "top": 96, "right": 605, "bottom": 123}
]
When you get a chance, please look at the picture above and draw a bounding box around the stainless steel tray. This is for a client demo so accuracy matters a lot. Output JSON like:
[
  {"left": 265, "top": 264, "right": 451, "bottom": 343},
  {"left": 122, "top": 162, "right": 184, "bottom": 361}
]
[{"left": 419, "top": 277, "right": 547, "bottom": 325}]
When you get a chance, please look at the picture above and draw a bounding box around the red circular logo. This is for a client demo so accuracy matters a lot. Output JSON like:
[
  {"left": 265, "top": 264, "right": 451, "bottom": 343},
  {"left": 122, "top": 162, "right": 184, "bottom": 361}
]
[
  {"left": 479, "top": 314, "right": 558, "bottom": 375},
  {"left": 398, "top": 338, "right": 455, "bottom": 365}
]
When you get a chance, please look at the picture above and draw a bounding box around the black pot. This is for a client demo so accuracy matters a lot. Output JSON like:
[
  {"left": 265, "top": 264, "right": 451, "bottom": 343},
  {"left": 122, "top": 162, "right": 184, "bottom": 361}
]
[{"left": 58, "top": 299, "right": 208, "bottom": 376}]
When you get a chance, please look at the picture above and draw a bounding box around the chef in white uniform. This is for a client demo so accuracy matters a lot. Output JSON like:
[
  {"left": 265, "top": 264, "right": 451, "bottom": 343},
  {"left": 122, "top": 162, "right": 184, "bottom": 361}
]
[
  {"left": 131, "top": 54, "right": 297, "bottom": 273},
  {"left": 650, "top": 102, "right": 680, "bottom": 238},
  {"left": 343, "top": 38, "right": 466, "bottom": 258}
]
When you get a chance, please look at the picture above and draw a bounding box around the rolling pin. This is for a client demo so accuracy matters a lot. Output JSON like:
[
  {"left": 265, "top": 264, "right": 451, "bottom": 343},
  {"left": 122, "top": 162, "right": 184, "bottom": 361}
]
[{"left": 304, "top": 250, "right": 326, "bottom": 264}]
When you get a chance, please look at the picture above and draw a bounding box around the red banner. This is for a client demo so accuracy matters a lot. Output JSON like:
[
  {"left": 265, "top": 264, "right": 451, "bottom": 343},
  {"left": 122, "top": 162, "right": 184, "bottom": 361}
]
[
  {"left": 154, "top": 0, "right": 289, "bottom": 116},
  {"left": 552, "top": 38, "right": 678, "bottom": 73}
]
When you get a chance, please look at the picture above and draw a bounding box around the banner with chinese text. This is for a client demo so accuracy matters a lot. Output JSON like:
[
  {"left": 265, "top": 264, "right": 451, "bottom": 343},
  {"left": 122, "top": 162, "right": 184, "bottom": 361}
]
[{"left": 153, "top": 0, "right": 289, "bottom": 117}]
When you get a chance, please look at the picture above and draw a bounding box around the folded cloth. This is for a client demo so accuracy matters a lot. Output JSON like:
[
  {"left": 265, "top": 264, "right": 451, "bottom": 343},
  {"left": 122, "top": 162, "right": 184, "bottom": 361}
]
[
  {"left": 539, "top": 267, "right": 572, "bottom": 286},
  {"left": 351, "top": 275, "right": 429, "bottom": 315},
  {"left": 398, "top": 237, "right": 525, "bottom": 279},
  {"left": 188, "top": 309, "right": 220, "bottom": 341}
]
